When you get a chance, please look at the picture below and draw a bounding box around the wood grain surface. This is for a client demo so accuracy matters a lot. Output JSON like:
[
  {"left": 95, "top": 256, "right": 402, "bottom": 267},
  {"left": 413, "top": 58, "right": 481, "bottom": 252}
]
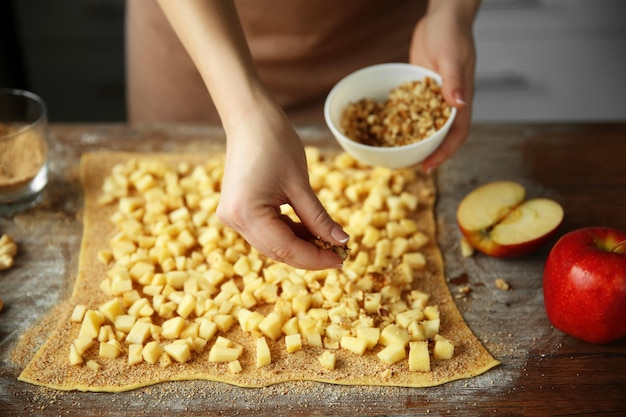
[{"left": 1, "top": 123, "right": 625, "bottom": 416}]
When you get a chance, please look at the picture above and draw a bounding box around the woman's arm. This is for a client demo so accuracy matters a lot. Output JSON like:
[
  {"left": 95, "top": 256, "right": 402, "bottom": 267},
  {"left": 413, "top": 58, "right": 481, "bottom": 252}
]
[{"left": 157, "top": 0, "right": 350, "bottom": 270}]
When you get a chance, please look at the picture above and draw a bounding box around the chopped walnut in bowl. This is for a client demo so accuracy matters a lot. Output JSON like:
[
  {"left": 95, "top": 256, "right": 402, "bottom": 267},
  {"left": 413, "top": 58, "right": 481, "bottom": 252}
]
[
  {"left": 325, "top": 63, "right": 456, "bottom": 169},
  {"left": 341, "top": 77, "right": 451, "bottom": 148}
]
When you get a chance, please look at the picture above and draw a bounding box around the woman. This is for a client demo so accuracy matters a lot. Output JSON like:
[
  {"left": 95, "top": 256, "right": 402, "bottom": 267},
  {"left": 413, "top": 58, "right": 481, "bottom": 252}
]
[{"left": 126, "top": 0, "right": 480, "bottom": 270}]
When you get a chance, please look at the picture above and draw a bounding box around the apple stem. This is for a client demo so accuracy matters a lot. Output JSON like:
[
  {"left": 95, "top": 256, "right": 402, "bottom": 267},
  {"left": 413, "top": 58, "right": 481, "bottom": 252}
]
[{"left": 613, "top": 239, "right": 626, "bottom": 254}]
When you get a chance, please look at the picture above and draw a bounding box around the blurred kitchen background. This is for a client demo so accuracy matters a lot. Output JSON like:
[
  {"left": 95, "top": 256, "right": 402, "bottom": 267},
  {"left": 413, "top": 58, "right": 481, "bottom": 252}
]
[{"left": 1, "top": 0, "right": 625, "bottom": 123}]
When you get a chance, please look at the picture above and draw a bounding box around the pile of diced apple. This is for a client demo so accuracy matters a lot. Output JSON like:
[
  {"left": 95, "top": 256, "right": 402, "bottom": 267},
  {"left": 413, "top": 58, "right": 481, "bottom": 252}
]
[{"left": 68, "top": 151, "right": 456, "bottom": 375}]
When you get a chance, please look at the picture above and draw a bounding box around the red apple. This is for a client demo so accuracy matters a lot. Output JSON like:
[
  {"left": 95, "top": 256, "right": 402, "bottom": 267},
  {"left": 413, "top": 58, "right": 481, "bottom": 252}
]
[
  {"left": 457, "top": 181, "right": 564, "bottom": 257},
  {"left": 543, "top": 226, "right": 626, "bottom": 344}
]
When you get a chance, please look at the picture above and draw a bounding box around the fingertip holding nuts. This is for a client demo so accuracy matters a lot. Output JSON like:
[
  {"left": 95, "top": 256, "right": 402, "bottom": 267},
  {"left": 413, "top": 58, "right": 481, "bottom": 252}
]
[{"left": 310, "top": 237, "right": 351, "bottom": 261}]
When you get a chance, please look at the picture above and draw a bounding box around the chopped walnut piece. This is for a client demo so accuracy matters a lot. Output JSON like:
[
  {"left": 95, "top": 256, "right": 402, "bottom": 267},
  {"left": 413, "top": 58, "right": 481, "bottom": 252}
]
[
  {"left": 458, "top": 285, "right": 472, "bottom": 295},
  {"left": 310, "top": 237, "right": 351, "bottom": 261}
]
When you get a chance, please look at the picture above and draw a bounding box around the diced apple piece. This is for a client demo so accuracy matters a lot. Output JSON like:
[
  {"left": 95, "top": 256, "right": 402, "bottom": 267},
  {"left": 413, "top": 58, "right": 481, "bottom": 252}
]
[
  {"left": 159, "top": 352, "right": 173, "bottom": 368},
  {"left": 128, "top": 343, "right": 143, "bottom": 365},
  {"left": 325, "top": 323, "right": 349, "bottom": 342},
  {"left": 73, "top": 336, "right": 94, "bottom": 355},
  {"left": 340, "top": 336, "right": 368, "bottom": 355},
  {"left": 110, "top": 278, "right": 133, "bottom": 295},
  {"left": 395, "top": 309, "right": 424, "bottom": 329},
  {"left": 356, "top": 327, "right": 380, "bottom": 349},
  {"left": 156, "top": 300, "right": 177, "bottom": 319},
  {"left": 165, "top": 270, "right": 188, "bottom": 289},
  {"left": 321, "top": 284, "right": 343, "bottom": 303},
  {"left": 129, "top": 260, "right": 155, "bottom": 281},
  {"left": 79, "top": 310, "right": 105, "bottom": 339},
  {"left": 256, "top": 337, "right": 271, "bottom": 368},
  {"left": 213, "top": 314, "right": 235, "bottom": 332},
  {"left": 408, "top": 290, "right": 430, "bottom": 310},
  {"left": 408, "top": 321, "right": 427, "bottom": 341},
  {"left": 69, "top": 343, "right": 83, "bottom": 365},
  {"left": 423, "top": 305, "right": 439, "bottom": 320},
  {"left": 380, "top": 324, "right": 410, "bottom": 347},
  {"left": 191, "top": 337, "right": 208, "bottom": 354},
  {"left": 114, "top": 314, "right": 136, "bottom": 333},
  {"left": 143, "top": 341, "right": 164, "bottom": 364},
  {"left": 433, "top": 337, "right": 455, "bottom": 360},
  {"left": 85, "top": 360, "right": 102, "bottom": 371},
  {"left": 122, "top": 290, "right": 141, "bottom": 307},
  {"left": 281, "top": 316, "right": 299, "bottom": 336},
  {"left": 213, "top": 336, "right": 233, "bottom": 347},
  {"left": 208, "top": 345, "right": 241, "bottom": 363},
  {"left": 179, "top": 322, "right": 199, "bottom": 340},
  {"left": 402, "top": 252, "right": 426, "bottom": 269},
  {"left": 408, "top": 341, "right": 430, "bottom": 371},
  {"left": 258, "top": 312, "right": 283, "bottom": 340},
  {"left": 291, "top": 293, "right": 312, "bottom": 314},
  {"left": 377, "top": 343, "right": 407, "bottom": 365},
  {"left": 97, "top": 325, "right": 115, "bottom": 342},
  {"left": 99, "top": 339, "right": 122, "bottom": 359},
  {"left": 150, "top": 324, "right": 162, "bottom": 341},
  {"left": 126, "top": 320, "right": 152, "bottom": 344},
  {"left": 164, "top": 340, "right": 192, "bottom": 363},
  {"left": 305, "top": 330, "right": 324, "bottom": 347},
  {"left": 228, "top": 360, "right": 243, "bottom": 373},
  {"left": 318, "top": 350, "right": 336, "bottom": 371},
  {"left": 70, "top": 304, "right": 87, "bottom": 323},
  {"left": 238, "top": 309, "right": 265, "bottom": 333},
  {"left": 198, "top": 318, "right": 218, "bottom": 341},
  {"left": 285, "top": 333, "right": 303, "bottom": 353},
  {"left": 308, "top": 307, "right": 329, "bottom": 323},
  {"left": 161, "top": 316, "right": 185, "bottom": 339},
  {"left": 422, "top": 318, "right": 440, "bottom": 339},
  {"left": 176, "top": 293, "right": 196, "bottom": 319},
  {"left": 128, "top": 298, "right": 152, "bottom": 317},
  {"left": 364, "top": 293, "right": 382, "bottom": 314}
]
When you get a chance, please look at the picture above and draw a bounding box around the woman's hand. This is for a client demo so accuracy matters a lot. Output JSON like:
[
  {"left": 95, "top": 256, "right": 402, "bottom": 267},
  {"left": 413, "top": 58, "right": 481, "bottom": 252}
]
[
  {"left": 158, "top": 0, "right": 349, "bottom": 270},
  {"left": 409, "top": 0, "right": 480, "bottom": 172},
  {"left": 217, "top": 99, "right": 350, "bottom": 270}
]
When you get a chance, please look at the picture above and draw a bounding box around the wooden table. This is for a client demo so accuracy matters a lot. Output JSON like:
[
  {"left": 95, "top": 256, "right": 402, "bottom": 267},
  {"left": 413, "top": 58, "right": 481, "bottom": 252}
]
[{"left": 1, "top": 123, "right": 625, "bottom": 416}]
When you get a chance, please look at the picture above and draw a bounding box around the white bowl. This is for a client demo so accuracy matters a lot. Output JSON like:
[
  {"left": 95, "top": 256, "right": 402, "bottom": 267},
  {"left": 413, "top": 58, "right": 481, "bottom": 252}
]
[{"left": 324, "top": 63, "right": 456, "bottom": 169}]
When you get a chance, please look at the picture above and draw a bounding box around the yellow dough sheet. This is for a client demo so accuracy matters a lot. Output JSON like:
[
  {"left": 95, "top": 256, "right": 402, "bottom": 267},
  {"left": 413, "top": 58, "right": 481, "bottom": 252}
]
[{"left": 18, "top": 150, "right": 499, "bottom": 392}]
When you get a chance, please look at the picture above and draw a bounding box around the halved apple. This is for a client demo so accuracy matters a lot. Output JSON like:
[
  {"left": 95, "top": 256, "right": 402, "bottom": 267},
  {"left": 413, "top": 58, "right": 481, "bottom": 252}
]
[{"left": 457, "top": 181, "right": 564, "bottom": 257}]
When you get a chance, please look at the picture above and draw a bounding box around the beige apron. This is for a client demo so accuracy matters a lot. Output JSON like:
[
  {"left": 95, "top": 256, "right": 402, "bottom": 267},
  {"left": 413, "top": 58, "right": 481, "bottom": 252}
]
[{"left": 126, "top": 0, "right": 426, "bottom": 124}]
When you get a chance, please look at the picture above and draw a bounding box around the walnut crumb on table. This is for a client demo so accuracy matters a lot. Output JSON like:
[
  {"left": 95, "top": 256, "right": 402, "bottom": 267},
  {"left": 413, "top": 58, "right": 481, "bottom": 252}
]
[{"left": 454, "top": 285, "right": 472, "bottom": 299}]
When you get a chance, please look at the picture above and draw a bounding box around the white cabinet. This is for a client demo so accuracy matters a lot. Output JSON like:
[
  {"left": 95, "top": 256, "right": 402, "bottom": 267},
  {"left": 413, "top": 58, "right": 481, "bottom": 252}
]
[{"left": 472, "top": 0, "right": 626, "bottom": 121}]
